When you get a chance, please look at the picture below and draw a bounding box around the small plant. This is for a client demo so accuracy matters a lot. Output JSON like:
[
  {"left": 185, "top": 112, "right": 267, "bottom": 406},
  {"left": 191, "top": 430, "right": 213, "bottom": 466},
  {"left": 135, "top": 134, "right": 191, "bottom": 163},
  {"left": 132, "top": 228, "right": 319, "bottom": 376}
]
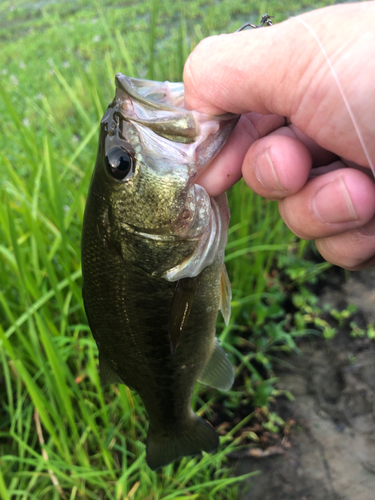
[
  {"left": 349, "top": 321, "right": 375, "bottom": 339},
  {"left": 330, "top": 303, "right": 357, "bottom": 326},
  {"left": 293, "top": 288, "right": 359, "bottom": 340},
  {"left": 261, "top": 409, "right": 285, "bottom": 434}
]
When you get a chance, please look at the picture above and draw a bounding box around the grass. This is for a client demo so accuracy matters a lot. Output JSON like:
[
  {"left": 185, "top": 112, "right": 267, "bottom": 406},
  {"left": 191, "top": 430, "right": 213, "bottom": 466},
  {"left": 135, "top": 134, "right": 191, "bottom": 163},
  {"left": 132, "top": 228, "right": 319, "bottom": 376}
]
[{"left": 0, "top": 0, "right": 336, "bottom": 498}]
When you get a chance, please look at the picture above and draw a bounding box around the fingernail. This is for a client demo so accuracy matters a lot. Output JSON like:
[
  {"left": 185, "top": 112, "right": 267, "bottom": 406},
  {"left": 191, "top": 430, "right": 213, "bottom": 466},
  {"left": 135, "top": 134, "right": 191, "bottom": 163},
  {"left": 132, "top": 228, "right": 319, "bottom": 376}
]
[
  {"left": 312, "top": 178, "right": 358, "bottom": 224},
  {"left": 255, "top": 147, "right": 284, "bottom": 191}
]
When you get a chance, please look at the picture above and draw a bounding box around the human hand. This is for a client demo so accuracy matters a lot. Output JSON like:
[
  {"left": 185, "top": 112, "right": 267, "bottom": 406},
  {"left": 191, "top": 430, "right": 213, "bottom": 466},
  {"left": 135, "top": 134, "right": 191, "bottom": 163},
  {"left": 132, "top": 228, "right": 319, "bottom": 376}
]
[{"left": 183, "top": 2, "right": 375, "bottom": 270}]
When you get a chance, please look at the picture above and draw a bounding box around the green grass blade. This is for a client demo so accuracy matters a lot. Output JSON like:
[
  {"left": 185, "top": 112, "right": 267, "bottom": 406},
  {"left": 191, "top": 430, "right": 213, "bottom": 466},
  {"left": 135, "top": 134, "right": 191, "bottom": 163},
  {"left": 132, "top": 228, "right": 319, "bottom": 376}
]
[
  {"left": 13, "top": 360, "right": 70, "bottom": 461},
  {"left": 3, "top": 269, "right": 81, "bottom": 341},
  {"left": 0, "top": 468, "right": 10, "bottom": 500}
]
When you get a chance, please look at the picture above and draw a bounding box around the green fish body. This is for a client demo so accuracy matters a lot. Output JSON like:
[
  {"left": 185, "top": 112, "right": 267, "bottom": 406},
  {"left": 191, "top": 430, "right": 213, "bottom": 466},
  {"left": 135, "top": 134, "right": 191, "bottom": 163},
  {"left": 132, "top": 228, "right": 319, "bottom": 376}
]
[{"left": 82, "top": 74, "right": 238, "bottom": 470}]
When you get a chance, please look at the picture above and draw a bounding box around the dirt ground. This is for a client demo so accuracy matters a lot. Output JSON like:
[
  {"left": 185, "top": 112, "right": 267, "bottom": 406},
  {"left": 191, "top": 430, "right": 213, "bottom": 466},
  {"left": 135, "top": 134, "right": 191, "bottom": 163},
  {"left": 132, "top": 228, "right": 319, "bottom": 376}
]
[{"left": 236, "top": 267, "right": 375, "bottom": 500}]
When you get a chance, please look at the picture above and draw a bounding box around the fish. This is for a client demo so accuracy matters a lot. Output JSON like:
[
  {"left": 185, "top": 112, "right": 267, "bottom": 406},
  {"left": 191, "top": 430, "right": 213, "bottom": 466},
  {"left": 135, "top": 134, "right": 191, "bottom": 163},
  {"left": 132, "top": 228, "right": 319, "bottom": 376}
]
[{"left": 81, "top": 73, "right": 239, "bottom": 470}]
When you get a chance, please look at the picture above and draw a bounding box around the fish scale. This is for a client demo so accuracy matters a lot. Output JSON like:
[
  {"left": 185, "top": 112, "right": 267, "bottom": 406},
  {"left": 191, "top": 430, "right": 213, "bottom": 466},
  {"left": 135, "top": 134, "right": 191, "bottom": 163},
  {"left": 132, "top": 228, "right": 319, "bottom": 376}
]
[{"left": 82, "top": 73, "right": 238, "bottom": 469}]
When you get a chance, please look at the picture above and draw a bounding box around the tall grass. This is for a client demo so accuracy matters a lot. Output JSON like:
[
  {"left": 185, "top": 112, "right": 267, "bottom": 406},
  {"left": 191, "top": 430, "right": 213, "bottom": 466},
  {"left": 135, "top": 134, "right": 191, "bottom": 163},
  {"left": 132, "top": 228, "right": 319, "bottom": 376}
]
[{"left": 0, "top": 0, "right": 331, "bottom": 498}]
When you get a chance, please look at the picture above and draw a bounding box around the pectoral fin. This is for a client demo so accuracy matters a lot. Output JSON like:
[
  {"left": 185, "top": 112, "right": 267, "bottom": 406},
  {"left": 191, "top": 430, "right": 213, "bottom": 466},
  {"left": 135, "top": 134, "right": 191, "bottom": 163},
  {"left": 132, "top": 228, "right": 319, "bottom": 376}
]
[
  {"left": 198, "top": 338, "right": 234, "bottom": 391},
  {"left": 219, "top": 264, "right": 231, "bottom": 325},
  {"left": 168, "top": 276, "right": 199, "bottom": 354},
  {"left": 99, "top": 351, "right": 124, "bottom": 385}
]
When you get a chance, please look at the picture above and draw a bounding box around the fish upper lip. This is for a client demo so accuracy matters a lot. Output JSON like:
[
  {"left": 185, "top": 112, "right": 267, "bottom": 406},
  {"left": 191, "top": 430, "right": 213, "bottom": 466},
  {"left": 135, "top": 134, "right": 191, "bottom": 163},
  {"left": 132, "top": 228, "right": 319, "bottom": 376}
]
[{"left": 115, "top": 73, "right": 185, "bottom": 112}]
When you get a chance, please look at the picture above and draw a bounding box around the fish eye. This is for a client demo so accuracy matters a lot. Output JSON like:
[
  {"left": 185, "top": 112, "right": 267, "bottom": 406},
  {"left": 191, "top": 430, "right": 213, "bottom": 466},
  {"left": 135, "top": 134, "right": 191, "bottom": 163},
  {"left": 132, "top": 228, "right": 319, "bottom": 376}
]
[{"left": 105, "top": 147, "right": 134, "bottom": 181}]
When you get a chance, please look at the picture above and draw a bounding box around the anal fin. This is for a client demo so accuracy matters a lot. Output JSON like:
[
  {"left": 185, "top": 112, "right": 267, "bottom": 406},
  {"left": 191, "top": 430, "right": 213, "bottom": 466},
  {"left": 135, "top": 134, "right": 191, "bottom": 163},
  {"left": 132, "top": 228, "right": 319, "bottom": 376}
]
[{"left": 198, "top": 338, "right": 234, "bottom": 391}]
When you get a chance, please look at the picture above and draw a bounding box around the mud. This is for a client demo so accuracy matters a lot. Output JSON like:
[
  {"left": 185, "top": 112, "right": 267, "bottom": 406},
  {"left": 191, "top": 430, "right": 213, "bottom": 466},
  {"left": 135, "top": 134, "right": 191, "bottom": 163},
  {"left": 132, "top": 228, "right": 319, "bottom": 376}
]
[{"left": 236, "top": 268, "right": 375, "bottom": 500}]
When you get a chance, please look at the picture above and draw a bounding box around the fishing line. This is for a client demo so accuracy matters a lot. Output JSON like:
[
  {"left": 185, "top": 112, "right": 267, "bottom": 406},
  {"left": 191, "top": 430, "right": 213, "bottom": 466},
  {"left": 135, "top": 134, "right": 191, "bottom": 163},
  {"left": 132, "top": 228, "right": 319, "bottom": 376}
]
[{"left": 294, "top": 16, "right": 375, "bottom": 179}]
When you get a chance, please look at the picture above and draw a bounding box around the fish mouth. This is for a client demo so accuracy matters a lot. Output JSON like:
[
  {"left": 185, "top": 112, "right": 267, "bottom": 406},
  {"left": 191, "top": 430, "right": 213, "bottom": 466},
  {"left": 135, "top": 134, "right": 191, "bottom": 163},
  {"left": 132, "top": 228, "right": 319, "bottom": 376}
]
[
  {"left": 115, "top": 73, "right": 186, "bottom": 112},
  {"left": 111, "top": 74, "right": 235, "bottom": 281},
  {"left": 114, "top": 73, "right": 240, "bottom": 153}
]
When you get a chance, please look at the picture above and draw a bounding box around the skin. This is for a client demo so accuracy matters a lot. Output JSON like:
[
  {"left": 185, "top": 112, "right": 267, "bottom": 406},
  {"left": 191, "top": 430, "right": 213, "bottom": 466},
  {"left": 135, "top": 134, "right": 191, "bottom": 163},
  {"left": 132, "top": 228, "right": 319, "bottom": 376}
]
[
  {"left": 183, "top": 1, "right": 375, "bottom": 270},
  {"left": 82, "top": 77, "right": 236, "bottom": 469}
]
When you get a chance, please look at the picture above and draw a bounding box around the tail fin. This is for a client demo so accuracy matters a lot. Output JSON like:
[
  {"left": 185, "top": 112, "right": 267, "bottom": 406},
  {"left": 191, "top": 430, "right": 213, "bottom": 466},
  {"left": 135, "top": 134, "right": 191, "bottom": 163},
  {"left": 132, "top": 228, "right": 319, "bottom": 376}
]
[{"left": 146, "top": 413, "right": 219, "bottom": 470}]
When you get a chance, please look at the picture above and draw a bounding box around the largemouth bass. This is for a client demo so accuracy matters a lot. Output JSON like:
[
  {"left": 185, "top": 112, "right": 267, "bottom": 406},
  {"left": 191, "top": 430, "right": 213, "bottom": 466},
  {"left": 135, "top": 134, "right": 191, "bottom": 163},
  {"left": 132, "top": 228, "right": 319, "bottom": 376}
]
[{"left": 81, "top": 73, "right": 239, "bottom": 470}]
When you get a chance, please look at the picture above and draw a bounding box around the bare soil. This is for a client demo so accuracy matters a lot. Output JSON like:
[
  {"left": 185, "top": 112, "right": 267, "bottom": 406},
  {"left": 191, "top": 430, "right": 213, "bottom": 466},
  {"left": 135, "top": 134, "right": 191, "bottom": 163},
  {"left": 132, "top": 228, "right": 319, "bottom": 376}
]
[{"left": 236, "top": 267, "right": 375, "bottom": 500}]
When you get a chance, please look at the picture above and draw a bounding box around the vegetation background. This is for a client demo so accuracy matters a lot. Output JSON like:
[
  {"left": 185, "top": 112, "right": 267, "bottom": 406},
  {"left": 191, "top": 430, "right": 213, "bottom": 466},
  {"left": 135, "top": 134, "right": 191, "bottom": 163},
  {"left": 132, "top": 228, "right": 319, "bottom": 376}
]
[{"left": 0, "top": 0, "right": 359, "bottom": 498}]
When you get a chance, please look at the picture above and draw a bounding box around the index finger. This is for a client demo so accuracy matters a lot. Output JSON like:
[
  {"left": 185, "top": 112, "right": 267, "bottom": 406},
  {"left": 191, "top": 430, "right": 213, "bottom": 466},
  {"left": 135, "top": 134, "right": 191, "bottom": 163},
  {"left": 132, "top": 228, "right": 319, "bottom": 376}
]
[
  {"left": 183, "top": 2, "right": 375, "bottom": 170},
  {"left": 183, "top": 20, "right": 308, "bottom": 116}
]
